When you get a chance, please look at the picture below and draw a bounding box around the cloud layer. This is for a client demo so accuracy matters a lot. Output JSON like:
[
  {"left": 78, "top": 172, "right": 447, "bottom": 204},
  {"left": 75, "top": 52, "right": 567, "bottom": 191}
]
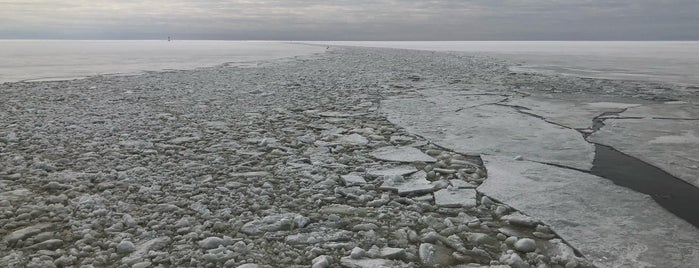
[{"left": 1, "top": 0, "right": 697, "bottom": 40}]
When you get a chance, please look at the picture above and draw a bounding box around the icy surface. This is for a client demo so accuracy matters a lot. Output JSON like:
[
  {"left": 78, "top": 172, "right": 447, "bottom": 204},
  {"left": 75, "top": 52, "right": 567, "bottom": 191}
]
[
  {"left": 1, "top": 45, "right": 695, "bottom": 267},
  {"left": 590, "top": 118, "right": 699, "bottom": 188},
  {"left": 367, "top": 166, "right": 417, "bottom": 177},
  {"left": 433, "top": 188, "right": 477, "bottom": 208},
  {"left": 0, "top": 40, "right": 324, "bottom": 83},
  {"left": 336, "top": 133, "right": 369, "bottom": 146},
  {"left": 500, "top": 96, "right": 699, "bottom": 189},
  {"left": 370, "top": 146, "right": 437, "bottom": 163},
  {"left": 382, "top": 91, "right": 595, "bottom": 170},
  {"left": 478, "top": 156, "right": 699, "bottom": 268},
  {"left": 308, "top": 41, "right": 699, "bottom": 85},
  {"left": 379, "top": 171, "right": 438, "bottom": 196},
  {"left": 506, "top": 97, "right": 640, "bottom": 130},
  {"left": 340, "top": 174, "right": 367, "bottom": 186},
  {"left": 620, "top": 102, "right": 699, "bottom": 119}
]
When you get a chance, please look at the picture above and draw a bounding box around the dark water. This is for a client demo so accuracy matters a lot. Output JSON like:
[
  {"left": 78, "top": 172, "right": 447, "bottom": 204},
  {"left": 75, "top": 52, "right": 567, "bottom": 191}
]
[{"left": 591, "top": 144, "right": 699, "bottom": 227}]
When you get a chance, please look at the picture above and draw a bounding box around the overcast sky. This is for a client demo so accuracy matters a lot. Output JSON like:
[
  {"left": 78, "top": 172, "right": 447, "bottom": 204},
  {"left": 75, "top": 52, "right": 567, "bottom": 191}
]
[{"left": 1, "top": 0, "right": 697, "bottom": 40}]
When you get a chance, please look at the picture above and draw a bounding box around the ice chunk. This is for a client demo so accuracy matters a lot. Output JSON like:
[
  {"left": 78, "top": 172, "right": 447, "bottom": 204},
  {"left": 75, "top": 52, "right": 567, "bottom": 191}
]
[{"left": 370, "top": 146, "right": 436, "bottom": 163}]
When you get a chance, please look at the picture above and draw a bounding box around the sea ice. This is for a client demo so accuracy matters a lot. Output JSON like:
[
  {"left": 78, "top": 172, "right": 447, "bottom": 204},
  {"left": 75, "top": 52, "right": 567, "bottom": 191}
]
[
  {"left": 340, "top": 174, "right": 367, "bottom": 186},
  {"left": 506, "top": 96, "right": 639, "bottom": 129},
  {"left": 382, "top": 93, "right": 594, "bottom": 170},
  {"left": 336, "top": 133, "right": 369, "bottom": 145},
  {"left": 367, "top": 166, "right": 417, "bottom": 177},
  {"left": 380, "top": 171, "right": 438, "bottom": 195},
  {"left": 370, "top": 146, "right": 437, "bottom": 163},
  {"left": 478, "top": 156, "right": 699, "bottom": 268},
  {"left": 620, "top": 102, "right": 699, "bottom": 119},
  {"left": 589, "top": 118, "right": 699, "bottom": 188},
  {"left": 433, "top": 188, "right": 477, "bottom": 208}
]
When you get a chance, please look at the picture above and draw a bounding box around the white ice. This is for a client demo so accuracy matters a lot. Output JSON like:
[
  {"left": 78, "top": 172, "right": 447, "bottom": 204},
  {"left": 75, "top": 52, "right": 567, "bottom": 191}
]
[
  {"left": 0, "top": 40, "right": 324, "bottom": 83},
  {"left": 479, "top": 156, "right": 699, "bottom": 268},
  {"left": 381, "top": 90, "right": 594, "bottom": 170}
]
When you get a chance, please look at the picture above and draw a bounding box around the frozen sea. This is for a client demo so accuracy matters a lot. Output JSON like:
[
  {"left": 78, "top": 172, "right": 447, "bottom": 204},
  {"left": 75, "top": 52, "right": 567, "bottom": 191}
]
[
  {"left": 308, "top": 41, "right": 699, "bottom": 86},
  {"left": 0, "top": 40, "right": 325, "bottom": 83},
  {"left": 3, "top": 40, "right": 698, "bottom": 86}
]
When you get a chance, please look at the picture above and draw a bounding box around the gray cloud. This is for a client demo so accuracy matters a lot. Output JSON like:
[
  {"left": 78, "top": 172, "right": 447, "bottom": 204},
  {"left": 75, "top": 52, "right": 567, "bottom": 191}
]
[{"left": 0, "top": 0, "right": 697, "bottom": 40}]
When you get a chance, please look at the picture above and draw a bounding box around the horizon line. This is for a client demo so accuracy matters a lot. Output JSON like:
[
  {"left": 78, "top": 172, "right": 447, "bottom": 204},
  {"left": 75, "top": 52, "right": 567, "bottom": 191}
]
[{"left": 1, "top": 38, "right": 699, "bottom": 42}]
